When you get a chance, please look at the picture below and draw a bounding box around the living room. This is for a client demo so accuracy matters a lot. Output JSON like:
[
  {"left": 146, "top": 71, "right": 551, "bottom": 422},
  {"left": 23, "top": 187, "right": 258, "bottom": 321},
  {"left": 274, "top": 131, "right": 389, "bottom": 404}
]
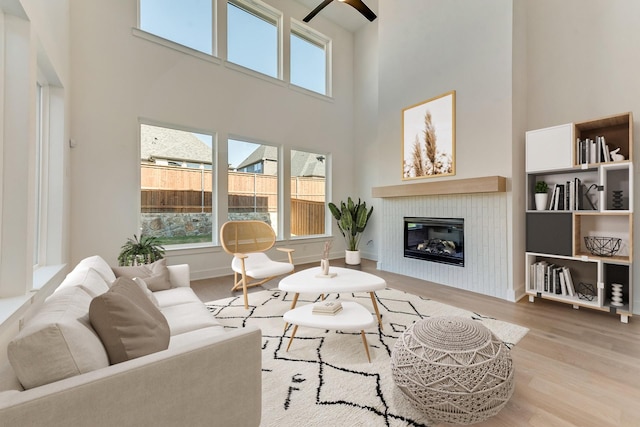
[{"left": 1, "top": 0, "right": 640, "bottom": 425}]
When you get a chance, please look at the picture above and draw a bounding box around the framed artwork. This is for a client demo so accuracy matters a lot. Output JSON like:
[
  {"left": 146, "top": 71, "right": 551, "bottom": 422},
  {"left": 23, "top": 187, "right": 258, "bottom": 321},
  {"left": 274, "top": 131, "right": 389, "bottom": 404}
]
[{"left": 402, "top": 90, "right": 456, "bottom": 180}]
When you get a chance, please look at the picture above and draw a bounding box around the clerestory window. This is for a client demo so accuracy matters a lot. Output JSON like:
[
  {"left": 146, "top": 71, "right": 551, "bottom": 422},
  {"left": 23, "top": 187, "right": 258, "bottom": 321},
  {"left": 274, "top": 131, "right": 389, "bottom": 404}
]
[
  {"left": 227, "top": 0, "right": 281, "bottom": 78},
  {"left": 290, "top": 21, "right": 330, "bottom": 95},
  {"left": 139, "top": 0, "right": 214, "bottom": 55}
]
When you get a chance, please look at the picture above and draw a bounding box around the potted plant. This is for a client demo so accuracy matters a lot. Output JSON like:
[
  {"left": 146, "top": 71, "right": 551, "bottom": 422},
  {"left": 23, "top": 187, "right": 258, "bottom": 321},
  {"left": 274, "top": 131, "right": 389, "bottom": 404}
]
[
  {"left": 328, "top": 197, "right": 374, "bottom": 265},
  {"left": 117, "top": 234, "right": 165, "bottom": 266},
  {"left": 534, "top": 181, "right": 549, "bottom": 211}
]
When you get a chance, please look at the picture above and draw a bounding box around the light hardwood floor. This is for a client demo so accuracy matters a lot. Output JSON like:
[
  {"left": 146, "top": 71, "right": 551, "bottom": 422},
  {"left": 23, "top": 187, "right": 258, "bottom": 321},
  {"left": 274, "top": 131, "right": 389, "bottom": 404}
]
[{"left": 191, "top": 259, "right": 640, "bottom": 427}]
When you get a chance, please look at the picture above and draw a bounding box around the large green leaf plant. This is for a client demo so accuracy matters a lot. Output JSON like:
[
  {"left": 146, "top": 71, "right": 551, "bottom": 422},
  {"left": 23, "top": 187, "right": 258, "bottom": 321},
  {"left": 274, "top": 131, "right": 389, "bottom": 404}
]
[{"left": 328, "top": 197, "right": 374, "bottom": 251}]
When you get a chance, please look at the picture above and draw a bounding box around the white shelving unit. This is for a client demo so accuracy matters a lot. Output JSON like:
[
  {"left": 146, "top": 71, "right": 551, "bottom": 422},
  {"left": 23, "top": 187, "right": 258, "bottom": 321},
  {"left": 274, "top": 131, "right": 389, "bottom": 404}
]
[{"left": 525, "top": 112, "right": 633, "bottom": 323}]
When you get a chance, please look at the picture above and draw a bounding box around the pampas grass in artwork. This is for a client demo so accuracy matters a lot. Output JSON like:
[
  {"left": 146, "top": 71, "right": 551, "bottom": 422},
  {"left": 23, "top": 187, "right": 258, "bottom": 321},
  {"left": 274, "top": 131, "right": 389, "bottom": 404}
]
[{"left": 402, "top": 91, "right": 455, "bottom": 179}]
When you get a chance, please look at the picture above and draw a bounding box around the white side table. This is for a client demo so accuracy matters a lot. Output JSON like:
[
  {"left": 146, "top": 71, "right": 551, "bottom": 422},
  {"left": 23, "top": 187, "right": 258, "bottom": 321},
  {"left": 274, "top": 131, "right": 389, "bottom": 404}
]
[{"left": 283, "top": 301, "right": 375, "bottom": 362}]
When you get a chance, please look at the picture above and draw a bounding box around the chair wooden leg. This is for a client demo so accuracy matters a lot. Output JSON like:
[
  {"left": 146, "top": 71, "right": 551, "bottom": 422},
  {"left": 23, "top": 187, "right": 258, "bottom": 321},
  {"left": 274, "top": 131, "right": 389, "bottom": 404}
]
[
  {"left": 361, "top": 331, "right": 371, "bottom": 363},
  {"left": 286, "top": 325, "right": 299, "bottom": 352},
  {"left": 242, "top": 277, "right": 249, "bottom": 309}
]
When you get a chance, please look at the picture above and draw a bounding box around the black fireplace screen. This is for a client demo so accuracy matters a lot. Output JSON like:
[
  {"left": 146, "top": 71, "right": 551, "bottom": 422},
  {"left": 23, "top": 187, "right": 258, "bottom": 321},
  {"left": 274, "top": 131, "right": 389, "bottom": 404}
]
[{"left": 404, "top": 217, "right": 464, "bottom": 266}]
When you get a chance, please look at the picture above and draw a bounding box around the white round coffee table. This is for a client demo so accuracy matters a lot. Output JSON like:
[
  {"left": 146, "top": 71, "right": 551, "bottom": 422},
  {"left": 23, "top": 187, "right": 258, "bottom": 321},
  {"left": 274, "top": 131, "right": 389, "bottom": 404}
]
[
  {"left": 283, "top": 301, "right": 376, "bottom": 362},
  {"left": 278, "top": 266, "right": 386, "bottom": 329}
]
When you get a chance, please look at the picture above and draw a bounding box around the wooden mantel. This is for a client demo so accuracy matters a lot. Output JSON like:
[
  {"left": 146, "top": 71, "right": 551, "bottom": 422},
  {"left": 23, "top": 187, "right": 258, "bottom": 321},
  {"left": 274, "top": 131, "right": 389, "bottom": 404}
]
[{"left": 372, "top": 176, "right": 507, "bottom": 198}]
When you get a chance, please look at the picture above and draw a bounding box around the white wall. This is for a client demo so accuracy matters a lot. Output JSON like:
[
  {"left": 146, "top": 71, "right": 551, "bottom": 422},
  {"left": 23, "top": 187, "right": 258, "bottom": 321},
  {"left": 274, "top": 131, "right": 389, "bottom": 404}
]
[
  {"left": 69, "top": 0, "right": 640, "bottom": 308},
  {"left": 69, "top": 0, "right": 357, "bottom": 277},
  {"left": 353, "top": 19, "right": 379, "bottom": 261},
  {"left": 354, "top": 0, "right": 639, "bottom": 309},
  {"left": 524, "top": 0, "right": 640, "bottom": 312},
  {"left": 355, "top": 0, "right": 522, "bottom": 299},
  {"left": 0, "top": 0, "right": 70, "bottom": 363}
]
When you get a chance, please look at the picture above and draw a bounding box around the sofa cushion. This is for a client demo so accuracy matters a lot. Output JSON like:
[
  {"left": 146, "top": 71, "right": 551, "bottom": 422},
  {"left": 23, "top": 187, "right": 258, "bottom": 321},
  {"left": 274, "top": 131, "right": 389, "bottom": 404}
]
[
  {"left": 168, "top": 326, "right": 227, "bottom": 350},
  {"left": 8, "top": 287, "right": 109, "bottom": 390},
  {"left": 153, "top": 286, "right": 202, "bottom": 308},
  {"left": 75, "top": 255, "right": 117, "bottom": 282},
  {"left": 54, "top": 267, "right": 111, "bottom": 298},
  {"left": 161, "top": 301, "right": 222, "bottom": 336},
  {"left": 90, "top": 277, "right": 170, "bottom": 364},
  {"left": 112, "top": 258, "right": 172, "bottom": 292}
]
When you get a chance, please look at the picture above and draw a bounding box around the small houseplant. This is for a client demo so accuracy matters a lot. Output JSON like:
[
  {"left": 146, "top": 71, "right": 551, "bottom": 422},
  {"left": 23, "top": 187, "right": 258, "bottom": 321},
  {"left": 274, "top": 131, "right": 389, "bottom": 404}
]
[
  {"left": 534, "top": 181, "right": 549, "bottom": 211},
  {"left": 328, "top": 197, "right": 373, "bottom": 265},
  {"left": 117, "top": 234, "right": 165, "bottom": 266}
]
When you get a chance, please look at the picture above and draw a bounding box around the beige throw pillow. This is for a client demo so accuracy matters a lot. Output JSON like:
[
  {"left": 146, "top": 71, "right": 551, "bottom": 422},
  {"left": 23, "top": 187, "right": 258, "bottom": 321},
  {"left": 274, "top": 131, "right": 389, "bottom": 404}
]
[
  {"left": 112, "top": 258, "right": 172, "bottom": 291},
  {"left": 132, "top": 277, "right": 161, "bottom": 308},
  {"left": 89, "top": 277, "right": 170, "bottom": 364},
  {"left": 8, "top": 287, "right": 110, "bottom": 389}
]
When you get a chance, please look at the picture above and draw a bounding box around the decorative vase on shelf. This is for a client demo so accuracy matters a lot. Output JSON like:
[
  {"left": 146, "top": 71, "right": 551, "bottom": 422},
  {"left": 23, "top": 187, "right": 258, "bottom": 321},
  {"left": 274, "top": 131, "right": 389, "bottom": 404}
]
[
  {"left": 320, "top": 258, "right": 330, "bottom": 275},
  {"left": 612, "top": 190, "right": 624, "bottom": 210},
  {"left": 345, "top": 250, "right": 361, "bottom": 265},
  {"left": 534, "top": 193, "right": 549, "bottom": 211}
]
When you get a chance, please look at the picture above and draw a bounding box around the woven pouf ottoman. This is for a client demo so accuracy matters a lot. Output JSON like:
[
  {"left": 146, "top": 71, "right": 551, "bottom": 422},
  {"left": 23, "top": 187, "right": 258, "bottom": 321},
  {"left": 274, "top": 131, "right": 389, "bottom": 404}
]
[{"left": 391, "top": 316, "right": 514, "bottom": 425}]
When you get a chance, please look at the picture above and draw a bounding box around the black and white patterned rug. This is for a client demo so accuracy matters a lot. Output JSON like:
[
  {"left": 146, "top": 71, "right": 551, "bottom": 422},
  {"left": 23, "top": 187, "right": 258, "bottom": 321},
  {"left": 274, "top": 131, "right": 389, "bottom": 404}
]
[{"left": 206, "top": 288, "right": 528, "bottom": 427}]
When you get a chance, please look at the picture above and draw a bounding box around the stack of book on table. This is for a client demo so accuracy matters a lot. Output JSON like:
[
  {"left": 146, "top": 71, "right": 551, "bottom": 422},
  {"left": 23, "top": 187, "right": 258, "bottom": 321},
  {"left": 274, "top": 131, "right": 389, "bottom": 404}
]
[{"left": 312, "top": 301, "right": 343, "bottom": 315}]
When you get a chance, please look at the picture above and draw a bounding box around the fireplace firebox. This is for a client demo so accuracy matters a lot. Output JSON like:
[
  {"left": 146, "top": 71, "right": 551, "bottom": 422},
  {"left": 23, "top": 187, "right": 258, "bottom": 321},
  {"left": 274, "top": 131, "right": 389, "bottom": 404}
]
[{"left": 404, "top": 217, "right": 465, "bottom": 266}]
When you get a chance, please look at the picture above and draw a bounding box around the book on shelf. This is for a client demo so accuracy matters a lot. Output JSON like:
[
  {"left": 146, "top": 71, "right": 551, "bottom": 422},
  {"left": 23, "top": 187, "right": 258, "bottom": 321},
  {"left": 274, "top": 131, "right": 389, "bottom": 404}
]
[
  {"left": 559, "top": 270, "right": 567, "bottom": 295},
  {"left": 562, "top": 266, "right": 575, "bottom": 297},
  {"left": 546, "top": 178, "right": 591, "bottom": 211},
  {"left": 530, "top": 261, "right": 577, "bottom": 297},
  {"left": 577, "top": 135, "right": 611, "bottom": 164},
  {"left": 312, "top": 301, "right": 343, "bottom": 315}
]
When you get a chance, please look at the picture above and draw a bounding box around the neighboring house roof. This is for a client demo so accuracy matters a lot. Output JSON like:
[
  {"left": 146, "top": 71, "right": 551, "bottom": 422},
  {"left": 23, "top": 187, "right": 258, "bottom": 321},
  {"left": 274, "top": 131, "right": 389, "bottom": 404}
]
[
  {"left": 141, "top": 124, "right": 212, "bottom": 164},
  {"left": 291, "top": 150, "right": 326, "bottom": 177},
  {"left": 236, "top": 145, "right": 277, "bottom": 170},
  {"left": 237, "top": 145, "right": 326, "bottom": 177}
]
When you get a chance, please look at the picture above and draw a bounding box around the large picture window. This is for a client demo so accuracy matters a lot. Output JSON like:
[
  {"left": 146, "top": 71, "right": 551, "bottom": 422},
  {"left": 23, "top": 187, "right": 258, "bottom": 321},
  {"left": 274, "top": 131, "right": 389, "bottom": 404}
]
[
  {"left": 227, "top": 0, "right": 280, "bottom": 78},
  {"left": 140, "top": 123, "right": 214, "bottom": 245},
  {"left": 228, "top": 139, "right": 280, "bottom": 234}
]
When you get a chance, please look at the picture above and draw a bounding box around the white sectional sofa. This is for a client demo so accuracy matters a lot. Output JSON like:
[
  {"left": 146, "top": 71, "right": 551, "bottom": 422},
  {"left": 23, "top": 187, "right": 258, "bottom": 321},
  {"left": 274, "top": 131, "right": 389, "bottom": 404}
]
[{"left": 0, "top": 255, "right": 261, "bottom": 427}]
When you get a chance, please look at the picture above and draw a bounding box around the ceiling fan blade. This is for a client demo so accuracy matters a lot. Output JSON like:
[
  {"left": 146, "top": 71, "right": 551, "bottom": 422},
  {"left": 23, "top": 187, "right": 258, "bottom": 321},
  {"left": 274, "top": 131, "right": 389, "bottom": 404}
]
[
  {"left": 303, "top": 0, "right": 335, "bottom": 23},
  {"left": 343, "top": 0, "right": 377, "bottom": 22}
]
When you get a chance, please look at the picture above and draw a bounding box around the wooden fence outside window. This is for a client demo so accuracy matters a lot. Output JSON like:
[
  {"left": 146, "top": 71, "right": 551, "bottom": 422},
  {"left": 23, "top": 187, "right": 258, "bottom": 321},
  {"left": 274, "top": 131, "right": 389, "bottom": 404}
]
[{"left": 141, "top": 165, "right": 325, "bottom": 235}]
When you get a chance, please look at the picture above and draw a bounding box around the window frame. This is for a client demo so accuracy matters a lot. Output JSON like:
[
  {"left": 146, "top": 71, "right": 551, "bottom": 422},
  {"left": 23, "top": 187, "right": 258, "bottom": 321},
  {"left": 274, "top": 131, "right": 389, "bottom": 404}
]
[
  {"left": 33, "top": 78, "right": 49, "bottom": 269},
  {"left": 289, "top": 19, "right": 332, "bottom": 96},
  {"left": 227, "top": 136, "right": 282, "bottom": 238},
  {"left": 226, "top": 0, "right": 283, "bottom": 80},
  {"left": 137, "top": 0, "right": 217, "bottom": 57},
  {"left": 289, "top": 148, "right": 329, "bottom": 238},
  {"left": 138, "top": 120, "right": 217, "bottom": 249}
]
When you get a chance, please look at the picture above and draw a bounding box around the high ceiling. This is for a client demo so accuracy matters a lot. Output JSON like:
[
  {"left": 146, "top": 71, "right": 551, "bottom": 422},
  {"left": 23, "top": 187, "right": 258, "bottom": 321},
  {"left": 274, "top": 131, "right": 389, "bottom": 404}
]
[{"left": 293, "top": 0, "right": 378, "bottom": 33}]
